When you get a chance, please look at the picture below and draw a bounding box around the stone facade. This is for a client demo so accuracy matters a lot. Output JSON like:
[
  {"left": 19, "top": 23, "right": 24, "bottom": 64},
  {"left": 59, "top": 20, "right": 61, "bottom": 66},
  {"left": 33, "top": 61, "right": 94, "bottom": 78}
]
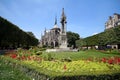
[
  {"left": 105, "top": 13, "right": 120, "bottom": 30},
  {"left": 40, "top": 8, "right": 67, "bottom": 48}
]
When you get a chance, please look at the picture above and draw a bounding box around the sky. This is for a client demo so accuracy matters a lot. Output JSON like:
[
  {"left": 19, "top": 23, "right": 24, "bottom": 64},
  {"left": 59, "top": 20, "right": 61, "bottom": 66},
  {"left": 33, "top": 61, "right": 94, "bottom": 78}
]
[{"left": 0, "top": 0, "right": 120, "bottom": 40}]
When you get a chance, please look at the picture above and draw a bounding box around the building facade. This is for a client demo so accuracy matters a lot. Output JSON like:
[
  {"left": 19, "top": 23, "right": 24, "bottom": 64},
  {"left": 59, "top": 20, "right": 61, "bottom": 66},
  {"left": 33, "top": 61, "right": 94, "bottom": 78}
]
[
  {"left": 40, "top": 8, "right": 67, "bottom": 48},
  {"left": 105, "top": 13, "right": 120, "bottom": 30},
  {"left": 105, "top": 13, "right": 120, "bottom": 49}
]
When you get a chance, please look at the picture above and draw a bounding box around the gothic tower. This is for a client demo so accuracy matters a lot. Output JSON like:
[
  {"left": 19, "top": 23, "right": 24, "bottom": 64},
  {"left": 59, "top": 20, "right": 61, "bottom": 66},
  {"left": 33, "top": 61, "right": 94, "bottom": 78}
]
[{"left": 59, "top": 8, "right": 67, "bottom": 48}]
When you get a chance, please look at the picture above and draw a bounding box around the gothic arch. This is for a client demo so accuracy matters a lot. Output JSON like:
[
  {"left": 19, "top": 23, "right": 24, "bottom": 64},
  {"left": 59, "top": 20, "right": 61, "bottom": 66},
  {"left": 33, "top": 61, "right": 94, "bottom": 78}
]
[
  {"left": 55, "top": 41, "right": 59, "bottom": 47},
  {"left": 51, "top": 42, "right": 54, "bottom": 48},
  {"left": 46, "top": 42, "right": 48, "bottom": 47}
]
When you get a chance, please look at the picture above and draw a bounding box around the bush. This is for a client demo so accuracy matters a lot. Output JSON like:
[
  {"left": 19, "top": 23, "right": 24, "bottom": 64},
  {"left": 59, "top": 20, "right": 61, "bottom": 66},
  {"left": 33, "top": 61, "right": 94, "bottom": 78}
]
[
  {"left": 61, "top": 57, "right": 72, "bottom": 62},
  {"left": 35, "top": 51, "right": 42, "bottom": 55},
  {"left": 111, "top": 49, "right": 119, "bottom": 54},
  {"left": 47, "top": 53, "right": 54, "bottom": 61},
  {"left": 39, "top": 48, "right": 46, "bottom": 51}
]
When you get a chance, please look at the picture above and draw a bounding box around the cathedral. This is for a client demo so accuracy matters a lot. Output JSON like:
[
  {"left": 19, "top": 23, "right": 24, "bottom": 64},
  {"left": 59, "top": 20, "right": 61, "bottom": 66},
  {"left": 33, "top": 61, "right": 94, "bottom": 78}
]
[{"left": 40, "top": 8, "right": 67, "bottom": 48}]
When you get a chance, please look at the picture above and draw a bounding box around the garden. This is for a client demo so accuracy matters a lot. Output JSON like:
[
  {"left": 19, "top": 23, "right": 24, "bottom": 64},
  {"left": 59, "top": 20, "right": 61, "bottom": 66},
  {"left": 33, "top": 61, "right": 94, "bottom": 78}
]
[{"left": 0, "top": 48, "right": 120, "bottom": 80}]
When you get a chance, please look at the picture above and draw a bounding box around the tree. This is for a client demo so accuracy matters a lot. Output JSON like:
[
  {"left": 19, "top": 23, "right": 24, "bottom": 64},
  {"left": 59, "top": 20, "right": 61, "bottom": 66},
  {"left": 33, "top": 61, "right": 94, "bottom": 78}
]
[
  {"left": 0, "top": 16, "right": 38, "bottom": 49},
  {"left": 76, "top": 38, "right": 86, "bottom": 47},
  {"left": 67, "top": 31, "right": 80, "bottom": 48},
  {"left": 114, "top": 26, "right": 120, "bottom": 44},
  {"left": 104, "top": 29, "right": 117, "bottom": 45},
  {"left": 76, "top": 25, "right": 120, "bottom": 49},
  {"left": 27, "top": 32, "right": 36, "bottom": 38}
]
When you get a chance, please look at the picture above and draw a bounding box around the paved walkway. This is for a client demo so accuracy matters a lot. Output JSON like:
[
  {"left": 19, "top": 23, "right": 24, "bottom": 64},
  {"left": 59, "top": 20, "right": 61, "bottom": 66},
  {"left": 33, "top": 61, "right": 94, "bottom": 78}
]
[{"left": 0, "top": 50, "right": 8, "bottom": 55}]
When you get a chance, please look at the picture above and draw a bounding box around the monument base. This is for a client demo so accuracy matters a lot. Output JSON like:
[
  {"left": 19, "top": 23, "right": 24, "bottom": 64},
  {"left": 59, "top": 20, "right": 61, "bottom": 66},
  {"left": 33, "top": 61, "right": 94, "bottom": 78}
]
[
  {"left": 59, "top": 42, "right": 67, "bottom": 48},
  {"left": 46, "top": 47, "right": 78, "bottom": 52}
]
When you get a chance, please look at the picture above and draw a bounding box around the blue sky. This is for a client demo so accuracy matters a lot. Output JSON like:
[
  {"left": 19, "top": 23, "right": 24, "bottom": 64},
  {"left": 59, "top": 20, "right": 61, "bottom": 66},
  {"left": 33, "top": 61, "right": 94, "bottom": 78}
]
[{"left": 0, "top": 0, "right": 120, "bottom": 39}]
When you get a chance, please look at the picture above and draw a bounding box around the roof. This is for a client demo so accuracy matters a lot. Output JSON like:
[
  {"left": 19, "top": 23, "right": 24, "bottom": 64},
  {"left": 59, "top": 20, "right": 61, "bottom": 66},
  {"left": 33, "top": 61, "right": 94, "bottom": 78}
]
[
  {"left": 51, "top": 27, "right": 60, "bottom": 30},
  {"left": 53, "top": 24, "right": 59, "bottom": 28}
]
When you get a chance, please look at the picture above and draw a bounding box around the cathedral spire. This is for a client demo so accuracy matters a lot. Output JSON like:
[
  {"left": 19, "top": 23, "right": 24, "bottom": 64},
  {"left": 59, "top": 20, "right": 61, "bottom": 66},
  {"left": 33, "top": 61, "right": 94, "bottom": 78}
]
[
  {"left": 53, "top": 16, "right": 58, "bottom": 28},
  {"left": 62, "top": 8, "right": 65, "bottom": 17},
  {"left": 59, "top": 8, "right": 67, "bottom": 48},
  {"left": 55, "top": 16, "right": 57, "bottom": 25},
  {"left": 61, "top": 8, "right": 66, "bottom": 23},
  {"left": 44, "top": 27, "right": 46, "bottom": 34},
  {"left": 45, "top": 27, "right": 46, "bottom": 31},
  {"left": 60, "top": 8, "right": 67, "bottom": 33}
]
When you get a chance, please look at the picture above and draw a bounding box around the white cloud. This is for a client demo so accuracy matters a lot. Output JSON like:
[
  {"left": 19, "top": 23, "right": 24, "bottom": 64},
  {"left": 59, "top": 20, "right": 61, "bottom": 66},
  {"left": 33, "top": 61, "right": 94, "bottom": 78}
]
[{"left": 92, "top": 32, "right": 98, "bottom": 35}]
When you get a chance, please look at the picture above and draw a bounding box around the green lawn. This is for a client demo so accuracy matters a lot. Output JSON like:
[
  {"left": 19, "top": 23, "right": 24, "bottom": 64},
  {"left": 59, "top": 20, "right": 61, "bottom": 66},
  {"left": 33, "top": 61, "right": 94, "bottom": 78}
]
[
  {"left": 0, "top": 49, "right": 120, "bottom": 80},
  {"left": 41, "top": 50, "right": 120, "bottom": 61},
  {"left": 0, "top": 59, "right": 31, "bottom": 80}
]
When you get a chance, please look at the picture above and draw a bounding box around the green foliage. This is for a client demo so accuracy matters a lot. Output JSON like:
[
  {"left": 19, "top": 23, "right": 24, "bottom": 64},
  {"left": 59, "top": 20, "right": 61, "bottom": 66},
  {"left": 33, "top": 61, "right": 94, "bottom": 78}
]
[
  {"left": 28, "top": 47, "right": 46, "bottom": 55},
  {"left": 67, "top": 31, "right": 80, "bottom": 48},
  {"left": 1, "top": 50, "right": 120, "bottom": 80},
  {"left": 110, "top": 49, "right": 120, "bottom": 54},
  {"left": 61, "top": 57, "right": 72, "bottom": 62},
  {"left": 27, "top": 31, "right": 36, "bottom": 38},
  {"left": 3, "top": 57, "right": 120, "bottom": 79},
  {"left": 0, "top": 57, "right": 31, "bottom": 80},
  {"left": 41, "top": 50, "right": 120, "bottom": 61},
  {"left": 114, "top": 26, "right": 120, "bottom": 43},
  {"left": 76, "top": 38, "right": 86, "bottom": 47},
  {"left": 47, "top": 53, "right": 54, "bottom": 61},
  {"left": 36, "top": 51, "right": 43, "bottom": 55},
  {"left": 0, "top": 16, "right": 38, "bottom": 49},
  {"left": 76, "top": 26, "right": 120, "bottom": 47}
]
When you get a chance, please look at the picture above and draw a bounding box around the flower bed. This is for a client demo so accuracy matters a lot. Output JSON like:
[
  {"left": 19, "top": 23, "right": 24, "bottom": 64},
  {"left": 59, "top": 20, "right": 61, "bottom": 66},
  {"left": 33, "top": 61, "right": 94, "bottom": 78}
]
[{"left": 1, "top": 49, "right": 120, "bottom": 80}]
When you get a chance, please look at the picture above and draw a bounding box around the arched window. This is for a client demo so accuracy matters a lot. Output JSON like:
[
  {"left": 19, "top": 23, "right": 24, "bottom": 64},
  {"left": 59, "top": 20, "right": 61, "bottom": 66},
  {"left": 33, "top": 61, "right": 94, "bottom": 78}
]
[
  {"left": 46, "top": 42, "right": 48, "bottom": 47},
  {"left": 51, "top": 42, "right": 54, "bottom": 48},
  {"left": 55, "top": 42, "right": 59, "bottom": 47}
]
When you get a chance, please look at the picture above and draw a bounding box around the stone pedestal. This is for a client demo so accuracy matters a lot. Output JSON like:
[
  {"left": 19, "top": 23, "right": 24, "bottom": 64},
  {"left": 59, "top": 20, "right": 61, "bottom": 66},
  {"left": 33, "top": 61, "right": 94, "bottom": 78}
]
[{"left": 59, "top": 42, "right": 67, "bottom": 49}]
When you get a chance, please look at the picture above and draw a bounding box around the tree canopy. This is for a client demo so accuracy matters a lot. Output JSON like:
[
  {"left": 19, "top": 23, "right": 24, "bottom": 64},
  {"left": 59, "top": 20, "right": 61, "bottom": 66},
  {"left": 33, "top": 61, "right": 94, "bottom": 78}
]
[
  {"left": 27, "top": 32, "right": 36, "bottom": 38},
  {"left": 0, "top": 16, "right": 38, "bottom": 49},
  {"left": 67, "top": 31, "right": 80, "bottom": 48},
  {"left": 76, "top": 26, "right": 120, "bottom": 48}
]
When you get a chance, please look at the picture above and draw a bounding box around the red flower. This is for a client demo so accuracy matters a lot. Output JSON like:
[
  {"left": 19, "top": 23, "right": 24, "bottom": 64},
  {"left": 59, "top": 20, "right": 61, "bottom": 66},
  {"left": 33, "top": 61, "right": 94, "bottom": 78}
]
[
  {"left": 101, "top": 58, "right": 107, "bottom": 63},
  {"left": 64, "top": 64, "right": 67, "bottom": 70},
  {"left": 87, "top": 58, "right": 93, "bottom": 62},
  {"left": 27, "top": 56, "right": 31, "bottom": 60},
  {"left": 115, "top": 58, "right": 120, "bottom": 64},
  {"left": 108, "top": 59, "right": 114, "bottom": 64},
  {"left": 21, "top": 56, "right": 26, "bottom": 60},
  {"left": 10, "top": 54, "right": 17, "bottom": 59}
]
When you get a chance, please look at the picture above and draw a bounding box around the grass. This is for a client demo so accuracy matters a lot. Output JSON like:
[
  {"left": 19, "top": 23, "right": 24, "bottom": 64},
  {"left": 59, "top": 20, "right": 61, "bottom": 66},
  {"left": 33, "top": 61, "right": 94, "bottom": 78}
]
[
  {"left": 0, "top": 59, "right": 31, "bottom": 80},
  {"left": 0, "top": 49, "right": 120, "bottom": 79},
  {"left": 41, "top": 50, "right": 120, "bottom": 61}
]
